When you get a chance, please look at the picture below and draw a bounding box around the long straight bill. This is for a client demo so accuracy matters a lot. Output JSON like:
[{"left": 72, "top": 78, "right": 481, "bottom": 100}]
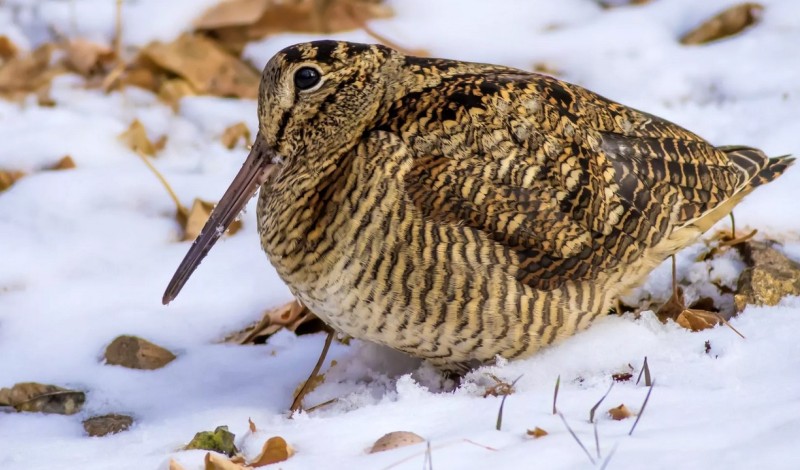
[{"left": 162, "top": 134, "right": 277, "bottom": 305}]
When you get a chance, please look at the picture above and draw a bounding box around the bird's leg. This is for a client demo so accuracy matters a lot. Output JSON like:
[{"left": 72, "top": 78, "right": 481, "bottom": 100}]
[
  {"left": 290, "top": 329, "right": 334, "bottom": 415},
  {"left": 729, "top": 212, "right": 736, "bottom": 240}
]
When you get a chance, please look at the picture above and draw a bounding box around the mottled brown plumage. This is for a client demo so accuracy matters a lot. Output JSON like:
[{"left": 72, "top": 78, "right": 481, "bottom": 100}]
[{"left": 164, "top": 40, "right": 793, "bottom": 371}]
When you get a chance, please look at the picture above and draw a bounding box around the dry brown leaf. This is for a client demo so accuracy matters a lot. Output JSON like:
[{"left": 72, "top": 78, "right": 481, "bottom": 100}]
[
  {"left": 159, "top": 78, "right": 196, "bottom": 110},
  {"left": 204, "top": 452, "right": 247, "bottom": 470},
  {"left": 248, "top": 418, "right": 257, "bottom": 433},
  {"left": 526, "top": 427, "right": 548, "bottom": 438},
  {"left": 169, "top": 459, "right": 187, "bottom": 470},
  {"left": 0, "top": 44, "right": 60, "bottom": 97},
  {"left": 49, "top": 155, "right": 76, "bottom": 170},
  {"left": 608, "top": 404, "right": 633, "bottom": 421},
  {"left": 104, "top": 335, "right": 177, "bottom": 370},
  {"left": 226, "top": 300, "right": 323, "bottom": 344},
  {"left": 0, "top": 35, "right": 18, "bottom": 60},
  {"left": 221, "top": 122, "right": 252, "bottom": 149},
  {"left": 0, "top": 170, "right": 25, "bottom": 191},
  {"left": 483, "top": 374, "right": 516, "bottom": 398},
  {"left": 612, "top": 372, "right": 633, "bottom": 382},
  {"left": 119, "top": 119, "right": 157, "bottom": 156},
  {"left": 194, "top": 0, "right": 271, "bottom": 30},
  {"left": 181, "top": 198, "right": 243, "bottom": 241},
  {"left": 0, "top": 382, "right": 85, "bottom": 415},
  {"left": 250, "top": 436, "right": 294, "bottom": 467},
  {"left": 119, "top": 57, "right": 162, "bottom": 92},
  {"left": 64, "top": 39, "right": 115, "bottom": 76},
  {"left": 676, "top": 309, "right": 722, "bottom": 332},
  {"left": 655, "top": 286, "right": 685, "bottom": 323},
  {"left": 369, "top": 431, "right": 425, "bottom": 454},
  {"left": 141, "top": 34, "right": 259, "bottom": 99},
  {"left": 681, "top": 3, "right": 764, "bottom": 45}
]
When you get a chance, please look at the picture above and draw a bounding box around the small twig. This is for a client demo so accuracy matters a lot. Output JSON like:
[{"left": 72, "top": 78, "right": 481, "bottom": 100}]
[
  {"left": 589, "top": 382, "right": 614, "bottom": 423},
  {"left": 713, "top": 313, "right": 746, "bottom": 339},
  {"left": 729, "top": 212, "right": 736, "bottom": 240},
  {"left": 593, "top": 420, "right": 601, "bottom": 460},
  {"left": 552, "top": 375, "right": 561, "bottom": 414},
  {"left": 461, "top": 439, "right": 498, "bottom": 452},
  {"left": 495, "top": 374, "right": 523, "bottom": 431},
  {"left": 599, "top": 442, "right": 620, "bottom": 470},
  {"left": 635, "top": 357, "right": 651, "bottom": 387},
  {"left": 304, "top": 397, "right": 338, "bottom": 413},
  {"left": 290, "top": 330, "right": 334, "bottom": 415},
  {"left": 134, "top": 149, "right": 186, "bottom": 214},
  {"left": 558, "top": 412, "right": 595, "bottom": 465},
  {"left": 423, "top": 441, "right": 433, "bottom": 470},
  {"left": 670, "top": 255, "right": 678, "bottom": 299},
  {"left": 628, "top": 380, "right": 656, "bottom": 436}
]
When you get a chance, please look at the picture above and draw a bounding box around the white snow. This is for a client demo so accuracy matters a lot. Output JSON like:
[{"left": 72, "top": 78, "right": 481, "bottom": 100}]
[{"left": 1, "top": 1, "right": 800, "bottom": 469}]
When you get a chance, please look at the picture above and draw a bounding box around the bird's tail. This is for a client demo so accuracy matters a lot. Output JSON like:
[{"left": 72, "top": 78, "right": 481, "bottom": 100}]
[{"left": 719, "top": 145, "right": 795, "bottom": 190}]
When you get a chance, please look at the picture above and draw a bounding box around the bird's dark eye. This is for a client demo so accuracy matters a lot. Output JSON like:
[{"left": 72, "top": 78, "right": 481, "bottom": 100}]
[{"left": 294, "top": 67, "right": 321, "bottom": 90}]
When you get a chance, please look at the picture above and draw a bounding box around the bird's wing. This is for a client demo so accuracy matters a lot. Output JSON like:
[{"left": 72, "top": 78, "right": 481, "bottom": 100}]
[{"left": 401, "top": 73, "right": 744, "bottom": 290}]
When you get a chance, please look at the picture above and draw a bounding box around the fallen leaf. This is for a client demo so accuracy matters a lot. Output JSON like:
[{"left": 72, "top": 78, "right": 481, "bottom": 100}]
[
  {"left": 204, "top": 452, "right": 246, "bottom": 470},
  {"left": 225, "top": 300, "right": 324, "bottom": 344},
  {"left": 159, "top": 78, "right": 196, "bottom": 110},
  {"left": 104, "top": 335, "right": 177, "bottom": 370},
  {"left": 0, "top": 382, "right": 85, "bottom": 415},
  {"left": 141, "top": 34, "right": 259, "bottom": 99},
  {"left": 169, "top": 459, "right": 187, "bottom": 470},
  {"left": 526, "top": 427, "right": 548, "bottom": 438},
  {"left": 193, "top": 0, "right": 271, "bottom": 30},
  {"left": 369, "top": 431, "right": 425, "bottom": 453},
  {"left": 655, "top": 285, "right": 685, "bottom": 323},
  {"left": 250, "top": 436, "right": 294, "bottom": 467},
  {"left": 680, "top": 3, "right": 764, "bottom": 45},
  {"left": 221, "top": 122, "right": 252, "bottom": 150},
  {"left": 48, "top": 155, "right": 76, "bottom": 171},
  {"left": 0, "top": 170, "right": 25, "bottom": 191},
  {"left": 248, "top": 418, "right": 257, "bottom": 433},
  {"left": 118, "top": 119, "right": 158, "bottom": 156},
  {"left": 612, "top": 372, "right": 633, "bottom": 382},
  {"left": 483, "top": 374, "right": 516, "bottom": 398},
  {"left": 675, "top": 309, "right": 721, "bottom": 332},
  {"left": 186, "top": 426, "right": 238, "bottom": 457},
  {"left": 180, "top": 198, "right": 243, "bottom": 241},
  {"left": 83, "top": 413, "right": 134, "bottom": 437},
  {"left": 0, "top": 35, "right": 17, "bottom": 60},
  {"left": 64, "top": 39, "right": 115, "bottom": 76},
  {"left": 608, "top": 404, "right": 633, "bottom": 421}
]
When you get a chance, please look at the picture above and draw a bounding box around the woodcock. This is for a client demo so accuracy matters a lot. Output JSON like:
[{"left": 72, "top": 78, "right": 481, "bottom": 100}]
[{"left": 163, "top": 41, "right": 793, "bottom": 372}]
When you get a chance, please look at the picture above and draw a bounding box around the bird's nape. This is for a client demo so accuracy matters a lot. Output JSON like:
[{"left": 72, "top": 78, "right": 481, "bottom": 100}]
[{"left": 162, "top": 133, "right": 278, "bottom": 305}]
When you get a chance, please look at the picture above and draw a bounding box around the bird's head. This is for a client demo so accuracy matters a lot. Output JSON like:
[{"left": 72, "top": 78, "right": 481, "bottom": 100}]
[{"left": 162, "top": 41, "right": 396, "bottom": 304}]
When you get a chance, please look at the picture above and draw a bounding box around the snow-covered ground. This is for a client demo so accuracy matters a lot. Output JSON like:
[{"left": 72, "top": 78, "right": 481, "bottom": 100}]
[{"left": 1, "top": 0, "right": 799, "bottom": 469}]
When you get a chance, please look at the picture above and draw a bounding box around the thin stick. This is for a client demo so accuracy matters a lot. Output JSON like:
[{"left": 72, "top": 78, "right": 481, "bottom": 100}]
[
  {"left": 628, "top": 380, "right": 656, "bottom": 436},
  {"left": 495, "top": 375, "right": 523, "bottom": 431},
  {"left": 670, "top": 255, "right": 678, "bottom": 299},
  {"left": 729, "top": 212, "right": 736, "bottom": 240},
  {"left": 713, "top": 313, "right": 746, "bottom": 339},
  {"left": 290, "top": 330, "right": 334, "bottom": 415},
  {"left": 552, "top": 375, "right": 560, "bottom": 414},
  {"left": 635, "top": 356, "right": 651, "bottom": 387},
  {"left": 134, "top": 149, "right": 186, "bottom": 214},
  {"left": 593, "top": 419, "right": 601, "bottom": 460},
  {"left": 304, "top": 397, "right": 338, "bottom": 413},
  {"left": 589, "top": 382, "right": 614, "bottom": 423},
  {"left": 599, "top": 442, "right": 620, "bottom": 470},
  {"left": 423, "top": 441, "right": 433, "bottom": 470},
  {"left": 558, "top": 412, "right": 595, "bottom": 465}
]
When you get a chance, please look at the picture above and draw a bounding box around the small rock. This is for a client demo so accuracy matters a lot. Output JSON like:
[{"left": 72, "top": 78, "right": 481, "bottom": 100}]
[
  {"left": 0, "top": 382, "right": 85, "bottom": 415},
  {"left": 736, "top": 240, "right": 800, "bottom": 311},
  {"left": 104, "top": 335, "right": 176, "bottom": 370},
  {"left": 83, "top": 413, "right": 134, "bottom": 437},
  {"left": 369, "top": 431, "right": 425, "bottom": 454},
  {"left": 184, "top": 426, "right": 238, "bottom": 457}
]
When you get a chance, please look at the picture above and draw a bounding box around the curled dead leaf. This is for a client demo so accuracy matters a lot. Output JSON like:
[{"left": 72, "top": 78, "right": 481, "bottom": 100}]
[
  {"left": 0, "top": 382, "right": 85, "bottom": 415},
  {"left": 675, "top": 309, "right": 721, "bottom": 332},
  {"left": 180, "top": 198, "right": 243, "bottom": 242},
  {"left": 369, "top": 431, "right": 425, "bottom": 454},
  {"left": 204, "top": 452, "right": 246, "bottom": 470},
  {"left": 221, "top": 122, "right": 252, "bottom": 150},
  {"left": 608, "top": 404, "right": 633, "bottom": 421},
  {"left": 159, "top": 78, "right": 196, "bottom": 110},
  {"left": 680, "top": 3, "right": 764, "bottom": 45},
  {"left": 141, "top": 34, "right": 259, "bottom": 99},
  {"left": 526, "top": 427, "right": 548, "bottom": 438},
  {"left": 0, "top": 170, "right": 25, "bottom": 191},
  {"left": 119, "top": 119, "right": 158, "bottom": 156},
  {"left": 250, "top": 436, "right": 294, "bottom": 467},
  {"left": 64, "top": 39, "right": 115, "bottom": 76},
  {"left": 49, "top": 155, "right": 76, "bottom": 171},
  {"left": 0, "top": 44, "right": 59, "bottom": 96},
  {"left": 0, "top": 35, "right": 18, "bottom": 60},
  {"left": 226, "top": 300, "right": 324, "bottom": 344}
]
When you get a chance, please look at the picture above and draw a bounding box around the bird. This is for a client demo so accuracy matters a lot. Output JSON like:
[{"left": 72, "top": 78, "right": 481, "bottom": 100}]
[{"left": 163, "top": 40, "right": 793, "bottom": 373}]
